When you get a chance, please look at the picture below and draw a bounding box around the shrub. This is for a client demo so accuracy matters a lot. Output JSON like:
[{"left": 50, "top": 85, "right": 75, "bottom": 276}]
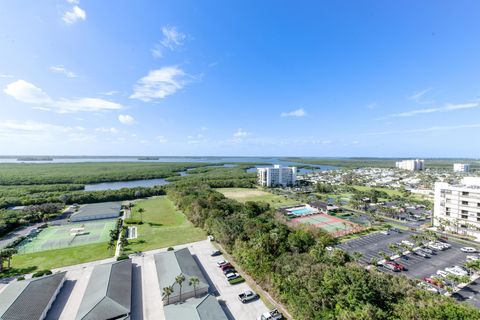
[
  {"left": 124, "top": 218, "right": 142, "bottom": 225},
  {"left": 32, "top": 270, "right": 52, "bottom": 278},
  {"left": 117, "top": 254, "right": 129, "bottom": 261},
  {"left": 167, "top": 247, "right": 174, "bottom": 251},
  {"left": 16, "top": 276, "right": 25, "bottom": 281},
  {"left": 228, "top": 277, "right": 245, "bottom": 285}
]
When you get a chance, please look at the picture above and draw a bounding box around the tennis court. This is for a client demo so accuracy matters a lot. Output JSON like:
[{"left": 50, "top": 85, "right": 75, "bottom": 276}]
[
  {"left": 292, "top": 213, "right": 364, "bottom": 237},
  {"left": 17, "top": 219, "right": 116, "bottom": 253}
]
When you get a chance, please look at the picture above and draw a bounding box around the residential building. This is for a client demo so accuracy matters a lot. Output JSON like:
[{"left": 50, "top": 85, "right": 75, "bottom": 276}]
[
  {"left": 434, "top": 177, "right": 480, "bottom": 241},
  {"left": 70, "top": 202, "right": 122, "bottom": 222},
  {"left": 454, "top": 163, "right": 470, "bottom": 173},
  {"left": 395, "top": 159, "right": 425, "bottom": 171},
  {"left": 310, "top": 201, "right": 340, "bottom": 214},
  {"left": 76, "top": 259, "right": 132, "bottom": 320},
  {"left": 0, "top": 272, "right": 66, "bottom": 320},
  {"left": 257, "top": 165, "right": 297, "bottom": 187},
  {"left": 154, "top": 248, "right": 228, "bottom": 319}
]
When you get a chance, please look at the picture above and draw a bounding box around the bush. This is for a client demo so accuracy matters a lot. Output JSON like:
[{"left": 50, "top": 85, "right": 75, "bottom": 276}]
[
  {"left": 228, "top": 277, "right": 245, "bottom": 285},
  {"left": 124, "top": 218, "right": 142, "bottom": 225},
  {"left": 167, "top": 247, "right": 174, "bottom": 251},
  {"left": 32, "top": 269, "right": 52, "bottom": 278},
  {"left": 16, "top": 276, "right": 25, "bottom": 281},
  {"left": 116, "top": 254, "right": 129, "bottom": 261}
]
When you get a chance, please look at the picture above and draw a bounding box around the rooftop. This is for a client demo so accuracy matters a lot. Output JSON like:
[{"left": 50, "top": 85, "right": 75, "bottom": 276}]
[
  {"left": 76, "top": 259, "right": 132, "bottom": 320},
  {"left": 0, "top": 272, "right": 66, "bottom": 320},
  {"left": 70, "top": 201, "right": 121, "bottom": 220},
  {"left": 163, "top": 294, "right": 228, "bottom": 320}
]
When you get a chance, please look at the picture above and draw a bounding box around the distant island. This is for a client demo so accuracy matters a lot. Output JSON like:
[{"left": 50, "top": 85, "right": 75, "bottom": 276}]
[
  {"left": 17, "top": 156, "right": 54, "bottom": 161},
  {"left": 138, "top": 156, "right": 160, "bottom": 160}
]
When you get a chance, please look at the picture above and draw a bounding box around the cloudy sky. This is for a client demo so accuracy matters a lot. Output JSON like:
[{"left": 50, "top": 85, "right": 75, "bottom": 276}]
[{"left": 0, "top": 1, "right": 479, "bottom": 157}]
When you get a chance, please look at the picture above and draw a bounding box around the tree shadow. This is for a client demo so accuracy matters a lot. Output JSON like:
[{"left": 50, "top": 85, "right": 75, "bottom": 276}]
[
  {"left": 0, "top": 266, "right": 38, "bottom": 281},
  {"left": 147, "top": 222, "right": 163, "bottom": 227}
]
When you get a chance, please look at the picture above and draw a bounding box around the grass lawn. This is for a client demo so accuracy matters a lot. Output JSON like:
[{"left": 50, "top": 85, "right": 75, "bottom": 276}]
[
  {"left": 217, "top": 187, "right": 299, "bottom": 208},
  {"left": 2, "top": 242, "right": 113, "bottom": 277},
  {"left": 124, "top": 196, "right": 205, "bottom": 253}
]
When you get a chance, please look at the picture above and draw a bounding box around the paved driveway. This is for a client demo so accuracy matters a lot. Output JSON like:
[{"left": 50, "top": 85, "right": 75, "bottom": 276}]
[{"left": 189, "top": 241, "right": 268, "bottom": 320}]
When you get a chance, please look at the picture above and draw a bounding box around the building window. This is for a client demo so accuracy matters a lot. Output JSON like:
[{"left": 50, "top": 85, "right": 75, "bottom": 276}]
[
  {"left": 462, "top": 191, "right": 469, "bottom": 196},
  {"left": 461, "top": 210, "right": 468, "bottom": 214},
  {"left": 446, "top": 212, "right": 450, "bottom": 216},
  {"left": 462, "top": 215, "right": 468, "bottom": 219},
  {"left": 462, "top": 201, "right": 469, "bottom": 205},
  {"left": 477, "top": 217, "right": 480, "bottom": 222}
]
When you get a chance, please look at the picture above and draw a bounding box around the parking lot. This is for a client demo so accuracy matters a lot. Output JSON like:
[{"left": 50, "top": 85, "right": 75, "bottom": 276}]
[{"left": 338, "top": 230, "right": 480, "bottom": 308}]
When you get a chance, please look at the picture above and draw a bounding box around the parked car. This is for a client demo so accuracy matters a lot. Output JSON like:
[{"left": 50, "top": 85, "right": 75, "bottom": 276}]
[
  {"left": 211, "top": 250, "right": 222, "bottom": 257},
  {"left": 225, "top": 272, "right": 240, "bottom": 280},
  {"left": 238, "top": 290, "right": 259, "bottom": 303},
  {"left": 382, "top": 262, "right": 401, "bottom": 272},
  {"left": 466, "top": 255, "right": 480, "bottom": 262},
  {"left": 217, "top": 260, "right": 229, "bottom": 267},
  {"left": 401, "top": 240, "right": 415, "bottom": 247},
  {"left": 257, "top": 309, "right": 283, "bottom": 320},
  {"left": 417, "top": 282, "right": 439, "bottom": 294},
  {"left": 436, "top": 270, "right": 449, "bottom": 278},
  {"left": 389, "top": 228, "right": 402, "bottom": 233},
  {"left": 223, "top": 268, "right": 236, "bottom": 275},
  {"left": 421, "top": 247, "right": 434, "bottom": 255},
  {"left": 424, "top": 277, "right": 443, "bottom": 288},
  {"left": 380, "top": 230, "right": 389, "bottom": 235},
  {"left": 427, "top": 243, "right": 443, "bottom": 251},
  {"left": 437, "top": 242, "right": 451, "bottom": 249},
  {"left": 220, "top": 263, "right": 234, "bottom": 271},
  {"left": 445, "top": 266, "right": 468, "bottom": 277},
  {"left": 387, "top": 261, "right": 407, "bottom": 271},
  {"left": 461, "top": 247, "right": 477, "bottom": 253},
  {"left": 414, "top": 250, "right": 428, "bottom": 258}
]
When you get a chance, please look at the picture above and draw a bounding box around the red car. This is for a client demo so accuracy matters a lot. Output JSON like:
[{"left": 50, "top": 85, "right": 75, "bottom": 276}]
[
  {"left": 423, "top": 277, "right": 443, "bottom": 288},
  {"left": 387, "top": 261, "right": 407, "bottom": 271},
  {"left": 220, "top": 263, "right": 234, "bottom": 271}
]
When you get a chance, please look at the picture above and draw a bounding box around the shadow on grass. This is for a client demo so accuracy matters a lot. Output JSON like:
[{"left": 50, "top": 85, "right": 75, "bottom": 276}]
[
  {"left": 147, "top": 222, "right": 163, "bottom": 227},
  {"left": 0, "top": 266, "right": 38, "bottom": 280}
]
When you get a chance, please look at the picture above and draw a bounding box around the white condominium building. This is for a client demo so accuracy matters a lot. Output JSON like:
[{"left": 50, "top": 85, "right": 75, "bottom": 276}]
[
  {"left": 434, "top": 177, "right": 480, "bottom": 241},
  {"left": 395, "top": 159, "right": 425, "bottom": 171},
  {"left": 257, "top": 165, "right": 297, "bottom": 187},
  {"left": 453, "top": 163, "right": 470, "bottom": 173}
]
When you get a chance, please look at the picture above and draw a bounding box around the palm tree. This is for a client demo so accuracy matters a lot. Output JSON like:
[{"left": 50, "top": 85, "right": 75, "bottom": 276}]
[
  {"left": 107, "top": 240, "right": 115, "bottom": 254},
  {"left": 162, "top": 286, "right": 174, "bottom": 305},
  {"left": 175, "top": 274, "right": 186, "bottom": 302},
  {"left": 189, "top": 276, "right": 200, "bottom": 297},
  {"left": 1, "top": 248, "right": 17, "bottom": 269},
  {"left": 138, "top": 208, "right": 145, "bottom": 223}
]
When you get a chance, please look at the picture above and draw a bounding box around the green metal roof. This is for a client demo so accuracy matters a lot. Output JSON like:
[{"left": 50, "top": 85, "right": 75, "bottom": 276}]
[
  {"left": 71, "top": 202, "right": 121, "bottom": 220},
  {"left": 154, "top": 248, "right": 209, "bottom": 300},
  {"left": 0, "top": 272, "right": 66, "bottom": 320},
  {"left": 163, "top": 294, "right": 228, "bottom": 320},
  {"left": 75, "top": 259, "right": 131, "bottom": 320}
]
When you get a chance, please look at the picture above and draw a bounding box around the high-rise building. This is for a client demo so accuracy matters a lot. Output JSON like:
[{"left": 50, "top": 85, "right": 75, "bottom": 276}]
[
  {"left": 453, "top": 163, "right": 470, "bottom": 173},
  {"left": 395, "top": 159, "right": 425, "bottom": 171},
  {"left": 257, "top": 165, "right": 297, "bottom": 187},
  {"left": 433, "top": 177, "right": 480, "bottom": 241}
]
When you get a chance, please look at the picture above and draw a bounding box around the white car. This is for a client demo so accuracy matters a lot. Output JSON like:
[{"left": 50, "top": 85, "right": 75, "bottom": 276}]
[
  {"left": 438, "top": 242, "right": 451, "bottom": 249},
  {"left": 427, "top": 243, "right": 444, "bottom": 251},
  {"left": 380, "top": 230, "right": 389, "bottom": 235},
  {"left": 217, "top": 260, "right": 229, "bottom": 267},
  {"left": 225, "top": 272, "right": 240, "bottom": 280},
  {"left": 461, "top": 247, "right": 477, "bottom": 253},
  {"left": 436, "top": 270, "right": 448, "bottom": 278},
  {"left": 401, "top": 240, "right": 415, "bottom": 247},
  {"left": 466, "top": 255, "right": 480, "bottom": 262},
  {"left": 445, "top": 266, "right": 468, "bottom": 277}
]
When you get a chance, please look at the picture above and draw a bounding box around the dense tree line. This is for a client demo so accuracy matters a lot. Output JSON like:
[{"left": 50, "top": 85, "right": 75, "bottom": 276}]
[{"left": 168, "top": 183, "right": 479, "bottom": 319}]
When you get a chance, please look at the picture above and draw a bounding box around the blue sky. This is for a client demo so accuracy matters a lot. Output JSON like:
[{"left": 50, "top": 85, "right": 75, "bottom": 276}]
[{"left": 0, "top": 0, "right": 479, "bottom": 157}]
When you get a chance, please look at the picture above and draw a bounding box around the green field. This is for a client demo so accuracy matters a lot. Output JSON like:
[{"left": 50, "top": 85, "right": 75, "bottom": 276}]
[
  {"left": 9, "top": 242, "right": 113, "bottom": 273},
  {"left": 17, "top": 219, "right": 116, "bottom": 254},
  {"left": 124, "top": 196, "right": 206, "bottom": 252},
  {"left": 217, "top": 188, "right": 299, "bottom": 208}
]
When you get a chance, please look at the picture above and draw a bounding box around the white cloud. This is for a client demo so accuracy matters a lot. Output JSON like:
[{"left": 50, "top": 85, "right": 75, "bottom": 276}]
[
  {"left": 4, "top": 79, "right": 122, "bottom": 113},
  {"left": 99, "top": 90, "right": 119, "bottom": 96},
  {"left": 410, "top": 87, "right": 433, "bottom": 104},
  {"left": 118, "top": 114, "right": 135, "bottom": 125},
  {"left": 0, "top": 74, "right": 14, "bottom": 78},
  {"left": 3, "top": 80, "right": 52, "bottom": 104},
  {"left": 387, "top": 102, "right": 479, "bottom": 118},
  {"left": 95, "top": 127, "right": 118, "bottom": 134},
  {"left": 50, "top": 65, "right": 77, "bottom": 78},
  {"left": 63, "top": 5, "right": 86, "bottom": 24},
  {"left": 152, "top": 26, "right": 186, "bottom": 58},
  {"left": 233, "top": 128, "right": 248, "bottom": 138},
  {"left": 156, "top": 135, "right": 168, "bottom": 143},
  {"left": 130, "top": 66, "right": 191, "bottom": 102},
  {"left": 66, "top": 0, "right": 80, "bottom": 4},
  {"left": 366, "top": 123, "right": 480, "bottom": 136},
  {"left": 280, "top": 108, "right": 306, "bottom": 117},
  {"left": 0, "top": 120, "right": 92, "bottom": 142}
]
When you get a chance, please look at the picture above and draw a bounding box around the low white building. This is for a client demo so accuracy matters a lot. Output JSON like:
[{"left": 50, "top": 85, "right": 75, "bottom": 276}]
[
  {"left": 453, "top": 163, "right": 470, "bottom": 173},
  {"left": 257, "top": 165, "right": 297, "bottom": 187},
  {"left": 395, "top": 159, "right": 425, "bottom": 171},
  {"left": 433, "top": 177, "right": 480, "bottom": 241}
]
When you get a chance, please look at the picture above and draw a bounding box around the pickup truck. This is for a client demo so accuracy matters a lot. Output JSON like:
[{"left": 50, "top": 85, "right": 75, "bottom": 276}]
[
  {"left": 238, "top": 290, "right": 258, "bottom": 303},
  {"left": 257, "top": 309, "right": 283, "bottom": 320}
]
